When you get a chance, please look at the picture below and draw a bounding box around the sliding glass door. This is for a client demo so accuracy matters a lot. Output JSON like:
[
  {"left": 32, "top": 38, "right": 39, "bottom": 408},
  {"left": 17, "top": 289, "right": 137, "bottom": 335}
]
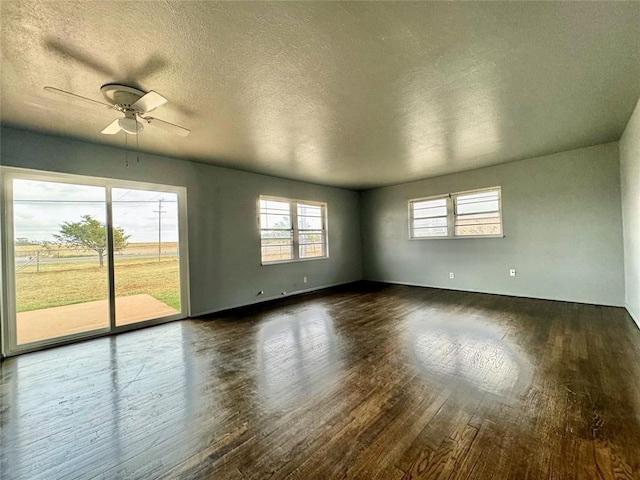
[
  {"left": 1, "top": 168, "right": 189, "bottom": 355},
  {"left": 112, "top": 188, "right": 181, "bottom": 326},
  {"left": 12, "top": 179, "right": 110, "bottom": 344}
]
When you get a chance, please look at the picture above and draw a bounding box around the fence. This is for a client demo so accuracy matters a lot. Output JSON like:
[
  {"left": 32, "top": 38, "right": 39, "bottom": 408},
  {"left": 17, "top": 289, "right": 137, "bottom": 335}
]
[{"left": 15, "top": 243, "right": 180, "bottom": 273}]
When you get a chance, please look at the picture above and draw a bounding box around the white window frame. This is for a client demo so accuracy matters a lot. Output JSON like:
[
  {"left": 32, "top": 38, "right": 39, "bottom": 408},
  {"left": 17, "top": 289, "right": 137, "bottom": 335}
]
[
  {"left": 408, "top": 193, "right": 451, "bottom": 239},
  {"left": 258, "top": 196, "right": 328, "bottom": 265},
  {"left": 409, "top": 186, "right": 503, "bottom": 239}
]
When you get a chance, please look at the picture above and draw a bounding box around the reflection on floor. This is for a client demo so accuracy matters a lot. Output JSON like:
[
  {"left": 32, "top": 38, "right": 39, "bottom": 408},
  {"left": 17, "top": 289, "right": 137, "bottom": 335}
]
[
  {"left": 2, "top": 283, "right": 640, "bottom": 479},
  {"left": 16, "top": 294, "right": 178, "bottom": 344}
]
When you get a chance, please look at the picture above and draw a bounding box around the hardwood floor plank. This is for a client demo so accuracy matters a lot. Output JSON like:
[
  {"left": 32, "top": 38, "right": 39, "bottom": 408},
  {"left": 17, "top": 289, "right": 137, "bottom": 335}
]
[
  {"left": 155, "top": 423, "right": 251, "bottom": 479},
  {"left": 2, "top": 283, "right": 640, "bottom": 479},
  {"left": 401, "top": 425, "right": 478, "bottom": 480},
  {"left": 396, "top": 386, "right": 484, "bottom": 473},
  {"left": 449, "top": 418, "right": 505, "bottom": 479}
]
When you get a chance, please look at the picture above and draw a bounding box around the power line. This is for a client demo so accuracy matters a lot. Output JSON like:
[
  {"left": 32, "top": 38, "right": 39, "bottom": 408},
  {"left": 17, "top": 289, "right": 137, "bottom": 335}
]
[
  {"left": 116, "top": 192, "right": 164, "bottom": 218},
  {"left": 113, "top": 190, "right": 132, "bottom": 202},
  {"left": 153, "top": 199, "right": 167, "bottom": 263},
  {"left": 13, "top": 200, "right": 177, "bottom": 203}
]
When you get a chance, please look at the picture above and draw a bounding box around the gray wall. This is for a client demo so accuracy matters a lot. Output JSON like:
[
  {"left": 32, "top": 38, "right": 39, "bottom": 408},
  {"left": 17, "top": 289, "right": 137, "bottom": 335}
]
[
  {"left": 0, "top": 126, "right": 630, "bottom": 315},
  {"left": 620, "top": 98, "right": 640, "bottom": 327},
  {"left": 0, "top": 127, "right": 362, "bottom": 316},
  {"left": 360, "top": 143, "right": 625, "bottom": 306}
]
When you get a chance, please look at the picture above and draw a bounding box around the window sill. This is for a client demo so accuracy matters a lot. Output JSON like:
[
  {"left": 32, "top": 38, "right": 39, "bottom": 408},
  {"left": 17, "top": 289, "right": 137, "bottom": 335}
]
[
  {"left": 261, "top": 256, "right": 329, "bottom": 266},
  {"left": 409, "top": 235, "right": 505, "bottom": 241}
]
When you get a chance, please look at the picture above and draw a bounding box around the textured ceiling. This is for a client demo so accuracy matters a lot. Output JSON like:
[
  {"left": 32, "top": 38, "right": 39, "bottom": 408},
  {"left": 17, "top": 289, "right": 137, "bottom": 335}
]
[{"left": 1, "top": 1, "right": 639, "bottom": 189}]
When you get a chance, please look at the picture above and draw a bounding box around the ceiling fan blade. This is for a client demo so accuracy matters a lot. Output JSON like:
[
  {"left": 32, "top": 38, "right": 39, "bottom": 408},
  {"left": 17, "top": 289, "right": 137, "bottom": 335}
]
[
  {"left": 101, "top": 119, "right": 122, "bottom": 135},
  {"left": 143, "top": 117, "right": 190, "bottom": 137},
  {"left": 132, "top": 91, "right": 167, "bottom": 113},
  {"left": 44, "top": 86, "right": 114, "bottom": 109}
]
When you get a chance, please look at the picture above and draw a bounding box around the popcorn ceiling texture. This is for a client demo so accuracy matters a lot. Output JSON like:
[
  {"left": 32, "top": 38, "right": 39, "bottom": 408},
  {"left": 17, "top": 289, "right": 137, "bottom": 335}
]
[{"left": 1, "top": 1, "right": 639, "bottom": 189}]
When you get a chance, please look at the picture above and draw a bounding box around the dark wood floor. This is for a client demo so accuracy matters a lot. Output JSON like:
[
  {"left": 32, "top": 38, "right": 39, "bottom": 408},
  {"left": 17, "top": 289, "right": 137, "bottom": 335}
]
[{"left": 2, "top": 282, "right": 640, "bottom": 479}]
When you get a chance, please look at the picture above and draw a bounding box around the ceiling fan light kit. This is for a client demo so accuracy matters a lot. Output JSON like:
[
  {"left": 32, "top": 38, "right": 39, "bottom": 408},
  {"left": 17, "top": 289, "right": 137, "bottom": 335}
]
[
  {"left": 43, "top": 83, "right": 190, "bottom": 137},
  {"left": 118, "top": 117, "right": 144, "bottom": 135}
]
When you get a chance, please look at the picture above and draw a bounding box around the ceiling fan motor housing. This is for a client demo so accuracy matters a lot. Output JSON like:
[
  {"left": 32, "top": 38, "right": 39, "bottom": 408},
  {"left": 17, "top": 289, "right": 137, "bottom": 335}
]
[
  {"left": 100, "top": 84, "right": 146, "bottom": 111},
  {"left": 100, "top": 84, "right": 149, "bottom": 134}
]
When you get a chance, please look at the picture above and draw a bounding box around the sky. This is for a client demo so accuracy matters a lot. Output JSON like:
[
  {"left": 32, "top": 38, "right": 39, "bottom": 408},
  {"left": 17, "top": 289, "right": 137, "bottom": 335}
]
[{"left": 13, "top": 179, "right": 179, "bottom": 243}]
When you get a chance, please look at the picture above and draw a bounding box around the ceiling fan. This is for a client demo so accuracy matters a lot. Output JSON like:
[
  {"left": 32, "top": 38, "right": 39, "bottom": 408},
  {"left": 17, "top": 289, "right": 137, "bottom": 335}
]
[{"left": 43, "top": 84, "right": 190, "bottom": 137}]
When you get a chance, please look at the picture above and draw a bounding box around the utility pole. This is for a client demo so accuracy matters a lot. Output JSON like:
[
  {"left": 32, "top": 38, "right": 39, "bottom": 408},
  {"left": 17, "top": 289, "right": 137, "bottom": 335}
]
[{"left": 154, "top": 199, "right": 166, "bottom": 263}]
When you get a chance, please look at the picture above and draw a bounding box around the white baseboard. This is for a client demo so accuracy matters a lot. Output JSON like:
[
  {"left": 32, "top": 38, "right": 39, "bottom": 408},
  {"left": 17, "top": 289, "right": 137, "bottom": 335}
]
[
  {"left": 626, "top": 304, "right": 640, "bottom": 330},
  {"left": 366, "top": 278, "right": 625, "bottom": 308},
  {"left": 191, "top": 280, "right": 358, "bottom": 318}
]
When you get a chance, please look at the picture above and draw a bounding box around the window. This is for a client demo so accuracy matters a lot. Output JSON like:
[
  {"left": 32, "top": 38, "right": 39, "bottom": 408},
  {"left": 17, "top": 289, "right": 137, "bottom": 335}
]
[
  {"left": 259, "top": 197, "right": 327, "bottom": 264},
  {"left": 409, "top": 187, "right": 502, "bottom": 239},
  {"left": 454, "top": 188, "right": 502, "bottom": 237},
  {"left": 259, "top": 198, "right": 293, "bottom": 262},
  {"left": 410, "top": 196, "right": 448, "bottom": 238}
]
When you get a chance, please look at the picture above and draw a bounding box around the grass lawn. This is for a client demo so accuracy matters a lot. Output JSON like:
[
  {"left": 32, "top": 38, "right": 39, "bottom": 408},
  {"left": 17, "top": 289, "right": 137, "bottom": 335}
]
[{"left": 16, "top": 257, "right": 181, "bottom": 313}]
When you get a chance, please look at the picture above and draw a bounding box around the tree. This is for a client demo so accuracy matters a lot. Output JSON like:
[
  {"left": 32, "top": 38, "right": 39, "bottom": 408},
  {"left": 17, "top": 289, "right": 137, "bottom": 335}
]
[{"left": 53, "top": 215, "right": 130, "bottom": 267}]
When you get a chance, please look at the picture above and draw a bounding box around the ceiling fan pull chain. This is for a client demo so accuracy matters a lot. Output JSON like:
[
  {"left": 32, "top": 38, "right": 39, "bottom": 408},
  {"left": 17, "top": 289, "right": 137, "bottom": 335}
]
[
  {"left": 125, "top": 133, "right": 129, "bottom": 167},
  {"left": 136, "top": 129, "right": 140, "bottom": 163}
]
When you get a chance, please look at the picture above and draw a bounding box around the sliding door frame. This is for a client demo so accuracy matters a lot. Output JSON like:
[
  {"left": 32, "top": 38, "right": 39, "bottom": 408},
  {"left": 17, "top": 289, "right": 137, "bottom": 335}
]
[{"left": 0, "top": 167, "right": 190, "bottom": 357}]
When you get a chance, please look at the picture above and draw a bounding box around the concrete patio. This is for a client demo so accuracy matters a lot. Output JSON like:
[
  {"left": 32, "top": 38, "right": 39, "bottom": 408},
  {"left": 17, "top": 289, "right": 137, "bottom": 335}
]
[{"left": 17, "top": 294, "right": 178, "bottom": 344}]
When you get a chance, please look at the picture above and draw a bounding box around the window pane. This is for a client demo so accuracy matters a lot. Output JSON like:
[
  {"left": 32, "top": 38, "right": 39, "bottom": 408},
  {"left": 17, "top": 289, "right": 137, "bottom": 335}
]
[
  {"left": 412, "top": 198, "right": 446, "bottom": 211},
  {"left": 112, "top": 188, "right": 182, "bottom": 326},
  {"left": 260, "top": 199, "right": 290, "bottom": 214},
  {"left": 298, "top": 215, "right": 323, "bottom": 230},
  {"left": 298, "top": 204, "right": 325, "bottom": 259},
  {"left": 455, "top": 223, "right": 501, "bottom": 236},
  {"left": 455, "top": 212, "right": 501, "bottom": 236},
  {"left": 456, "top": 200, "right": 499, "bottom": 215},
  {"left": 299, "top": 231, "right": 324, "bottom": 244},
  {"left": 261, "top": 230, "right": 293, "bottom": 240},
  {"left": 455, "top": 190, "right": 499, "bottom": 215},
  {"left": 413, "top": 197, "right": 447, "bottom": 220},
  {"left": 261, "top": 213, "right": 291, "bottom": 229},
  {"left": 455, "top": 190, "right": 497, "bottom": 203},
  {"left": 411, "top": 197, "right": 448, "bottom": 238},
  {"left": 454, "top": 189, "right": 501, "bottom": 236},
  {"left": 260, "top": 199, "right": 292, "bottom": 232},
  {"left": 297, "top": 204, "right": 322, "bottom": 216},
  {"left": 455, "top": 212, "right": 500, "bottom": 222},
  {"left": 261, "top": 226, "right": 293, "bottom": 262},
  {"left": 298, "top": 203, "right": 323, "bottom": 230},
  {"left": 413, "top": 227, "right": 448, "bottom": 237},
  {"left": 414, "top": 205, "right": 447, "bottom": 218},
  {"left": 300, "top": 243, "right": 324, "bottom": 258},
  {"left": 413, "top": 217, "right": 447, "bottom": 229},
  {"left": 13, "top": 179, "right": 109, "bottom": 344},
  {"left": 261, "top": 244, "right": 293, "bottom": 262}
]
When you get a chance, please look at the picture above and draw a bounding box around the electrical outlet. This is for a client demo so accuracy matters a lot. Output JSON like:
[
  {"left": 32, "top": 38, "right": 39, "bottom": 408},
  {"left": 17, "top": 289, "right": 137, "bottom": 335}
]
[
  {"left": 303, "top": 276, "right": 307, "bottom": 283},
  {"left": 510, "top": 269, "right": 516, "bottom": 277},
  {"left": 258, "top": 290, "right": 264, "bottom": 295},
  {"left": 449, "top": 272, "right": 455, "bottom": 279}
]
